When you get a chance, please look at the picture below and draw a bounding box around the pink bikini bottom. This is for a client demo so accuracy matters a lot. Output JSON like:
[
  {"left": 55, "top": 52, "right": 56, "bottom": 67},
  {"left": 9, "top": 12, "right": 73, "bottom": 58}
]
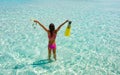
[{"left": 48, "top": 43, "right": 56, "bottom": 50}]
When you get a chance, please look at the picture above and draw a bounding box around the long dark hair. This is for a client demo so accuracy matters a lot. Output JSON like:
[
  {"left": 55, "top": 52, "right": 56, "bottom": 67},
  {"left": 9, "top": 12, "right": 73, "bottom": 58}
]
[{"left": 49, "top": 23, "right": 55, "bottom": 37}]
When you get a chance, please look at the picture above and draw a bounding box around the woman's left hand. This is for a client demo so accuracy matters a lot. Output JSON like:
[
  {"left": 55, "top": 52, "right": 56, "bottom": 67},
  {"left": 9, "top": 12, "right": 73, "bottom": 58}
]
[{"left": 34, "top": 20, "right": 39, "bottom": 23}]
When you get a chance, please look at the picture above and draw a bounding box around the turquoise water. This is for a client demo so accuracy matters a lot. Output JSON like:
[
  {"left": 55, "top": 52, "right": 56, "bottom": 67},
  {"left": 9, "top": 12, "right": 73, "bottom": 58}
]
[{"left": 0, "top": 0, "right": 120, "bottom": 75}]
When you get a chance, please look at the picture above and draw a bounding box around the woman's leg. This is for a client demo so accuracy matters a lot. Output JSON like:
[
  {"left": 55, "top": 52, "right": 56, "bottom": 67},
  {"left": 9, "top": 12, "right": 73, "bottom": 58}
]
[
  {"left": 48, "top": 48, "right": 51, "bottom": 60},
  {"left": 53, "top": 49, "right": 56, "bottom": 60}
]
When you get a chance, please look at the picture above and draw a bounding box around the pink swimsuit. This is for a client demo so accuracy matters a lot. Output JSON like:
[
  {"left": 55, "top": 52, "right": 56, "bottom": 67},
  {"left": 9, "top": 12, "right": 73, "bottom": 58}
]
[
  {"left": 48, "top": 43, "right": 56, "bottom": 49},
  {"left": 48, "top": 32, "right": 56, "bottom": 50}
]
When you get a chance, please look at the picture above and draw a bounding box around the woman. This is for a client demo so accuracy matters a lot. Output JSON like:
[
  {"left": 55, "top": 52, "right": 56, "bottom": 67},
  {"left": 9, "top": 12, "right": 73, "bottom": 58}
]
[{"left": 34, "top": 20, "right": 69, "bottom": 60}]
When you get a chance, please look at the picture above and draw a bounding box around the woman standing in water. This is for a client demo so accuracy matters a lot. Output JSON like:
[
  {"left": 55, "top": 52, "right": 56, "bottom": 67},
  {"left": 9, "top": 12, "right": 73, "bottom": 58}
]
[{"left": 34, "top": 20, "right": 69, "bottom": 60}]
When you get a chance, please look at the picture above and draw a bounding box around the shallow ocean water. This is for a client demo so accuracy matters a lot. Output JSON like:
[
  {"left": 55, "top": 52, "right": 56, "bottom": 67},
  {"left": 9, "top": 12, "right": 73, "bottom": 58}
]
[{"left": 0, "top": 0, "right": 120, "bottom": 75}]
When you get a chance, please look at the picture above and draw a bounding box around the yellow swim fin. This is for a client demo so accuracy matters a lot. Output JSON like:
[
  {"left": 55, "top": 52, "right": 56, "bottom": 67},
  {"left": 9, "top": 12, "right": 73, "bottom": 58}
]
[{"left": 64, "top": 21, "right": 72, "bottom": 36}]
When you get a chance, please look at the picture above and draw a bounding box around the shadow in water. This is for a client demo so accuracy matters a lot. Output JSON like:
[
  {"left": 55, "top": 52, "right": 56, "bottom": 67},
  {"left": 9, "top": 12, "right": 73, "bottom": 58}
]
[
  {"left": 32, "top": 59, "right": 53, "bottom": 67},
  {"left": 13, "top": 64, "right": 25, "bottom": 69},
  {"left": 32, "top": 59, "right": 54, "bottom": 70},
  {"left": 13, "top": 59, "right": 54, "bottom": 70}
]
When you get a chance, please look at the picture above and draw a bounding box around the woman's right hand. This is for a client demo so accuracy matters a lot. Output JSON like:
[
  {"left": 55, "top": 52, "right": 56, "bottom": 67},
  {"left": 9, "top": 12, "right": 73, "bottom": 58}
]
[{"left": 66, "top": 20, "right": 69, "bottom": 22}]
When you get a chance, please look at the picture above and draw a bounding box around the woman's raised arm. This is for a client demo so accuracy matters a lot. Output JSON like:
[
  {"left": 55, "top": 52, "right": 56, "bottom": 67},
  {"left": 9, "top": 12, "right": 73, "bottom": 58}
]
[
  {"left": 56, "top": 20, "right": 69, "bottom": 32},
  {"left": 34, "top": 20, "right": 48, "bottom": 32}
]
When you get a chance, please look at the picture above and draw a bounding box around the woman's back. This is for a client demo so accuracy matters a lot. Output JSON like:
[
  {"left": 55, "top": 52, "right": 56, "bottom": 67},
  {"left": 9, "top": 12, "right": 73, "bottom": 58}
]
[{"left": 48, "top": 30, "right": 57, "bottom": 44}]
